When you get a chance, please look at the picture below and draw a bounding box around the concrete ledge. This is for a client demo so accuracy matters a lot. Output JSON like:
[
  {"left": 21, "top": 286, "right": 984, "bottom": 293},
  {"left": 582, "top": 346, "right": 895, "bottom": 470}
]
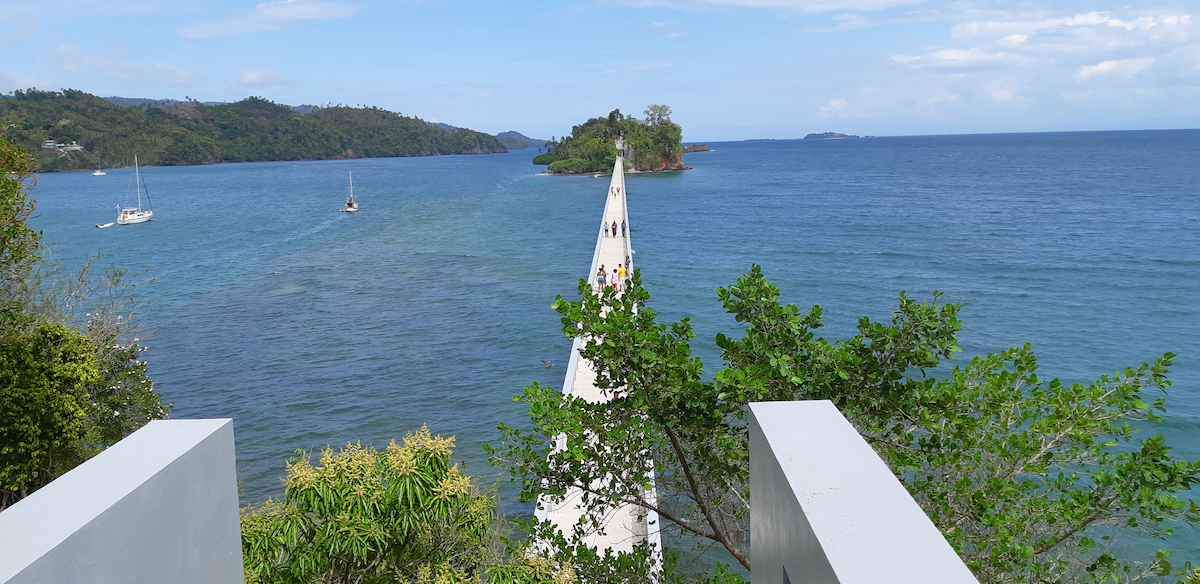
[
  {"left": 749, "top": 401, "right": 976, "bottom": 584},
  {"left": 0, "top": 419, "right": 243, "bottom": 583}
]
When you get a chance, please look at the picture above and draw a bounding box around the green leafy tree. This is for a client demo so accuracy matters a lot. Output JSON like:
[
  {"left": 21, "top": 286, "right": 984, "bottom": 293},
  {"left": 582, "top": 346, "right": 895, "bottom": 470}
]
[
  {"left": 489, "top": 266, "right": 1200, "bottom": 583},
  {"left": 0, "top": 134, "right": 167, "bottom": 508},
  {"left": 0, "top": 133, "right": 40, "bottom": 292},
  {"left": 0, "top": 322, "right": 99, "bottom": 501}
]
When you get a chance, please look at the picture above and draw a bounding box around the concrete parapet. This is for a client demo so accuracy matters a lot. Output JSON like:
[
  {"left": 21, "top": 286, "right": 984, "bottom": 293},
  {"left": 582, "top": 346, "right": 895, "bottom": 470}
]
[
  {"left": 0, "top": 419, "right": 243, "bottom": 583},
  {"left": 749, "top": 401, "right": 976, "bottom": 584}
]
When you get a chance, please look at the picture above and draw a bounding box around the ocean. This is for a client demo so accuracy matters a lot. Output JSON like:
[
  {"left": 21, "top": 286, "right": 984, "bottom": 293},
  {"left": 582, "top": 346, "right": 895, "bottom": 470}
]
[{"left": 27, "top": 130, "right": 1200, "bottom": 559}]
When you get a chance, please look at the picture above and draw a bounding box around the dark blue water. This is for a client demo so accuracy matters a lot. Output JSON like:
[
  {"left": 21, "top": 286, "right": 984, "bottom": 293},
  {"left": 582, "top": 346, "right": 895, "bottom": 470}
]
[{"left": 28, "top": 131, "right": 1200, "bottom": 555}]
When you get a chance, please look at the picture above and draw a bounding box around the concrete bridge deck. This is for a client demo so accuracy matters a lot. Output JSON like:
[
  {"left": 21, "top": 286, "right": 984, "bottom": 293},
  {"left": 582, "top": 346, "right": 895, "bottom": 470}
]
[{"left": 535, "top": 152, "right": 662, "bottom": 561}]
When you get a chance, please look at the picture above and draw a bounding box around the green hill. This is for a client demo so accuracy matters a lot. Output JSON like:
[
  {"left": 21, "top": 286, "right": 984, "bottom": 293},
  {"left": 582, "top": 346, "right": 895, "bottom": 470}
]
[
  {"left": 0, "top": 89, "right": 507, "bottom": 172},
  {"left": 495, "top": 131, "right": 546, "bottom": 150}
]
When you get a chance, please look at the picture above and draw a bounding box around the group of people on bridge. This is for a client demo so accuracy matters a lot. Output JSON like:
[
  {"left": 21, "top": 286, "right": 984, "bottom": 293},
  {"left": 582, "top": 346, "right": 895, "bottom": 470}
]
[
  {"left": 603, "top": 219, "right": 626, "bottom": 238},
  {"left": 595, "top": 261, "right": 629, "bottom": 294}
]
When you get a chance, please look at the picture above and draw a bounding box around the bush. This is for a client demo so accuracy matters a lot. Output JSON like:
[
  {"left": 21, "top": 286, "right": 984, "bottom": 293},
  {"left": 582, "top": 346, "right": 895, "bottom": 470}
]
[
  {"left": 532, "top": 153, "right": 561, "bottom": 165},
  {"left": 546, "top": 158, "right": 594, "bottom": 173},
  {"left": 242, "top": 426, "right": 499, "bottom": 583}
]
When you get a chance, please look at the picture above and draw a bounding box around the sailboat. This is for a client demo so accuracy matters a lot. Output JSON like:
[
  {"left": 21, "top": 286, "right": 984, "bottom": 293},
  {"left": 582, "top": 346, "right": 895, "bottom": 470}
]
[
  {"left": 92, "top": 169, "right": 106, "bottom": 176},
  {"left": 117, "top": 156, "right": 153, "bottom": 225},
  {"left": 340, "top": 171, "right": 358, "bottom": 212}
]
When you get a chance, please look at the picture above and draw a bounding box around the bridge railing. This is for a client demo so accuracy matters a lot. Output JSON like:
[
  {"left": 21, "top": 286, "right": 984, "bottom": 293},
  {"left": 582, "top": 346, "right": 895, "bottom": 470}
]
[
  {"left": 0, "top": 419, "right": 243, "bottom": 583},
  {"left": 750, "top": 400, "right": 977, "bottom": 583}
]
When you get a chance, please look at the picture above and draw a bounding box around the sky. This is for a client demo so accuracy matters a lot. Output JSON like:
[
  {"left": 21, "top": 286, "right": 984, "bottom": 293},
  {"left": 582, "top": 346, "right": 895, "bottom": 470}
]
[{"left": 2, "top": 0, "right": 1199, "bottom": 140}]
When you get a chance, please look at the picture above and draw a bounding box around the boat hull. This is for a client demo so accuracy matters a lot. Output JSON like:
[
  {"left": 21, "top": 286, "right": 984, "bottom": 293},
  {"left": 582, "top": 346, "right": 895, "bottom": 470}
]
[{"left": 118, "top": 210, "right": 153, "bottom": 225}]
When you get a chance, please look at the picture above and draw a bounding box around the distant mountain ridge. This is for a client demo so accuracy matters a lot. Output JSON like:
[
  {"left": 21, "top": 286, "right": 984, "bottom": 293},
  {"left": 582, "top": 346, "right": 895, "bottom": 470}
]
[
  {"left": 495, "top": 131, "right": 546, "bottom": 150},
  {"left": 0, "top": 89, "right": 507, "bottom": 172}
]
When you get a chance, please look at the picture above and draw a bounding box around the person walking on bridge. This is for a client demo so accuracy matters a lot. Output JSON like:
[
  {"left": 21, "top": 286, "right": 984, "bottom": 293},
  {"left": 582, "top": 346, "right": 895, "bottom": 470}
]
[
  {"left": 596, "top": 265, "right": 606, "bottom": 293},
  {"left": 621, "top": 220, "right": 626, "bottom": 237},
  {"left": 611, "top": 221, "right": 618, "bottom": 237}
]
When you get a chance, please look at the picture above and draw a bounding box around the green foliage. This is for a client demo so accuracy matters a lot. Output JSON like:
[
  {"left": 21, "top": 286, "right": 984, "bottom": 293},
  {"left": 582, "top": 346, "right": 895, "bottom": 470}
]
[
  {"left": 0, "top": 134, "right": 167, "bottom": 508},
  {"left": 536, "top": 107, "right": 682, "bottom": 173},
  {"left": 546, "top": 158, "right": 593, "bottom": 173},
  {"left": 0, "top": 323, "right": 98, "bottom": 495},
  {"left": 0, "top": 133, "right": 39, "bottom": 288},
  {"left": 489, "top": 265, "right": 1199, "bottom": 582},
  {"left": 0, "top": 90, "right": 508, "bottom": 172},
  {"left": 242, "top": 427, "right": 498, "bottom": 583}
]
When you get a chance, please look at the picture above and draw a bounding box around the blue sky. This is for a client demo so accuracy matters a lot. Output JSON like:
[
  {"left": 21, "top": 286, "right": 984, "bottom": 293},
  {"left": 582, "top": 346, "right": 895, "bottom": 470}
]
[{"left": 3, "top": 0, "right": 1198, "bottom": 140}]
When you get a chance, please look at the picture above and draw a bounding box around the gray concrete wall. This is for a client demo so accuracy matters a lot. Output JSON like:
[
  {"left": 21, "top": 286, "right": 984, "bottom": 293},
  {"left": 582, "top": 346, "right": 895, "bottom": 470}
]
[
  {"left": 749, "top": 401, "right": 977, "bottom": 584},
  {"left": 0, "top": 419, "right": 243, "bottom": 583}
]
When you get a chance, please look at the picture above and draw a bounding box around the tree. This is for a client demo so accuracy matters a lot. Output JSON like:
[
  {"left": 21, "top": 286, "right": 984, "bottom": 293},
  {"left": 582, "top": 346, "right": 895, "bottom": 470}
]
[
  {"left": 0, "top": 134, "right": 168, "bottom": 509},
  {"left": 0, "top": 322, "right": 99, "bottom": 501},
  {"left": 489, "top": 266, "right": 1200, "bottom": 583},
  {"left": 643, "top": 105, "right": 672, "bottom": 126},
  {"left": 0, "top": 133, "right": 40, "bottom": 293},
  {"left": 242, "top": 426, "right": 577, "bottom": 584}
]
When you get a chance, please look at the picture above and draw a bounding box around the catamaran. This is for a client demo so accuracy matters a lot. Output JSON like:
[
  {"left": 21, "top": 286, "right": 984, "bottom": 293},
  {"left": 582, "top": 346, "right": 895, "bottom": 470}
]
[
  {"left": 341, "top": 171, "right": 358, "bottom": 212},
  {"left": 92, "top": 169, "right": 106, "bottom": 176},
  {"left": 117, "top": 156, "right": 153, "bottom": 225}
]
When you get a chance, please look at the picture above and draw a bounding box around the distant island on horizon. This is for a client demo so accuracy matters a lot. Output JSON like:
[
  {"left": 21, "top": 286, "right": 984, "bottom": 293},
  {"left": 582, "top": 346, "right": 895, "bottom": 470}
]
[{"left": 804, "top": 132, "right": 872, "bottom": 140}]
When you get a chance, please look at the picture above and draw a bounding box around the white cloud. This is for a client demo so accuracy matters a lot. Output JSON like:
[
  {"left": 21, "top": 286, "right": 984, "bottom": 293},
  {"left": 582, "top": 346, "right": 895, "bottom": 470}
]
[
  {"left": 985, "top": 80, "right": 1018, "bottom": 101},
  {"left": 50, "top": 44, "right": 199, "bottom": 84},
  {"left": 0, "top": 70, "right": 42, "bottom": 93},
  {"left": 890, "top": 47, "right": 1023, "bottom": 70},
  {"left": 1074, "top": 57, "right": 1155, "bottom": 81},
  {"left": 604, "top": 0, "right": 924, "bottom": 15},
  {"left": 238, "top": 67, "right": 290, "bottom": 88},
  {"left": 819, "top": 97, "right": 848, "bottom": 117},
  {"left": 180, "top": 0, "right": 358, "bottom": 40},
  {"left": 1, "top": 5, "right": 40, "bottom": 46}
]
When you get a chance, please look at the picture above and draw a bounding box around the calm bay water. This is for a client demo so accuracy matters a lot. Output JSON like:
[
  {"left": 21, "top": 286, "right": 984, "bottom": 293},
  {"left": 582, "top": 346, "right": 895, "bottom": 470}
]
[{"left": 29, "top": 132, "right": 1200, "bottom": 554}]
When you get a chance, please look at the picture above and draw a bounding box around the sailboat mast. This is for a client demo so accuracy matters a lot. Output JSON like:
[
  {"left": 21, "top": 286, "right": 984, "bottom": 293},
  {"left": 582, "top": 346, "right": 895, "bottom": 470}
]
[
  {"left": 134, "top": 155, "right": 142, "bottom": 211},
  {"left": 349, "top": 171, "right": 354, "bottom": 201}
]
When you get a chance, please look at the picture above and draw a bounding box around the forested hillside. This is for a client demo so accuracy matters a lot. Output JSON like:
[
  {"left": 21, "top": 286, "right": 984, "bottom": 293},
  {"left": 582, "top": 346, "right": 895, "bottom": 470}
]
[
  {"left": 0, "top": 89, "right": 507, "bottom": 172},
  {"left": 533, "top": 105, "right": 683, "bottom": 173}
]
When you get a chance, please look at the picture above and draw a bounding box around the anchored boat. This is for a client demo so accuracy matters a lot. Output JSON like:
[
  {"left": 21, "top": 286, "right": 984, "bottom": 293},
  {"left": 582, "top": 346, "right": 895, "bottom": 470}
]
[{"left": 117, "top": 155, "right": 153, "bottom": 225}]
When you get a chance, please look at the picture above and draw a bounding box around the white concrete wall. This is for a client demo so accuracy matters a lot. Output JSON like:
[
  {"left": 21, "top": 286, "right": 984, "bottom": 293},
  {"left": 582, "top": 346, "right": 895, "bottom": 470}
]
[
  {"left": 749, "top": 401, "right": 977, "bottom": 584},
  {"left": 0, "top": 419, "right": 244, "bottom": 583}
]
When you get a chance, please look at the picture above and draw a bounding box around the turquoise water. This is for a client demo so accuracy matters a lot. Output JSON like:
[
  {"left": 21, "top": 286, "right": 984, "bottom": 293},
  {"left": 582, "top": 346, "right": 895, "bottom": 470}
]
[{"left": 28, "top": 132, "right": 1200, "bottom": 549}]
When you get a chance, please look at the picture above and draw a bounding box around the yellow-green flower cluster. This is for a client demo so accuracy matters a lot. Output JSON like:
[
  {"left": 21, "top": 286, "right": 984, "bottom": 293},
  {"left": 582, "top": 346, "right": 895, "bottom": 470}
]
[{"left": 432, "top": 464, "right": 471, "bottom": 501}]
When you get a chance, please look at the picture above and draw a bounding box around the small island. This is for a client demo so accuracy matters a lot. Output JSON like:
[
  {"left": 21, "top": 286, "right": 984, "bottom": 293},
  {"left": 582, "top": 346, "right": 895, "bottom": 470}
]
[
  {"left": 804, "top": 132, "right": 863, "bottom": 140},
  {"left": 682, "top": 144, "right": 709, "bottom": 153},
  {"left": 533, "top": 105, "right": 685, "bottom": 174}
]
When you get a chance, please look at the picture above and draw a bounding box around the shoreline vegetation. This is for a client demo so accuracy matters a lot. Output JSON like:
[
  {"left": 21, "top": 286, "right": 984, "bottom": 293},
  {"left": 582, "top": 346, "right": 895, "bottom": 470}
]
[
  {"left": 0, "top": 89, "right": 507, "bottom": 173},
  {"left": 533, "top": 105, "right": 685, "bottom": 174}
]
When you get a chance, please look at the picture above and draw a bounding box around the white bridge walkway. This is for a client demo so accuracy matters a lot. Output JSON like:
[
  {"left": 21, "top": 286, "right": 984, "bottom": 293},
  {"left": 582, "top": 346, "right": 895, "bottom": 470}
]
[{"left": 534, "top": 146, "right": 663, "bottom": 564}]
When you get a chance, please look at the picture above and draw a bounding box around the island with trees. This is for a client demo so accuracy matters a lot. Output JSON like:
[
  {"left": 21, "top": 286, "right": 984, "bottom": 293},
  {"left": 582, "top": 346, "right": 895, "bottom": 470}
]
[
  {"left": 0, "top": 89, "right": 508, "bottom": 172},
  {"left": 533, "top": 105, "right": 684, "bottom": 174}
]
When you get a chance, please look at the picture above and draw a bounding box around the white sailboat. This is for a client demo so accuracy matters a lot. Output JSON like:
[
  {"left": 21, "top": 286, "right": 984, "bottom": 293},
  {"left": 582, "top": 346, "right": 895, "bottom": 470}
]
[
  {"left": 92, "top": 169, "right": 106, "bottom": 176},
  {"left": 340, "top": 171, "right": 358, "bottom": 212},
  {"left": 117, "top": 156, "right": 153, "bottom": 225}
]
